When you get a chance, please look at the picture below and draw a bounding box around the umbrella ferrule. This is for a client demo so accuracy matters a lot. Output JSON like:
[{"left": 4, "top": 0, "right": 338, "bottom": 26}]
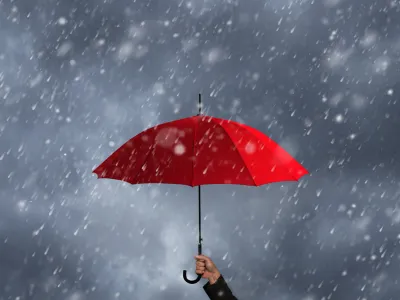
[{"left": 198, "top": 93, "right": 202, "bottom": 115}]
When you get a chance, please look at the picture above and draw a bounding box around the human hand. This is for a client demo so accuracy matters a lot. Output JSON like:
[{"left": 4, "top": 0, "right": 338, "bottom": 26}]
[{"left": 195, "top": 255, "right": 221, "bottom": 285}]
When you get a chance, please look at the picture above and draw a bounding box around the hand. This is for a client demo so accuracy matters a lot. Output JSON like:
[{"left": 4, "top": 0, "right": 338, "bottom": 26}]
[{"left": 195, "top": 255, "right": 221, "bottom": 285}]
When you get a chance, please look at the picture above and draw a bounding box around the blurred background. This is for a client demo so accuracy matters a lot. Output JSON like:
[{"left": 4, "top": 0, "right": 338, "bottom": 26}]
[{"left": 0, "top": 0, "right": 400, "bottom": 299}]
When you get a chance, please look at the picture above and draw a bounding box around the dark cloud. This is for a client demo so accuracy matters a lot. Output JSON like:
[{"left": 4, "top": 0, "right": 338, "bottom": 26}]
[{"left": 1, "top": 0, "right": 400, "bottom": 299}]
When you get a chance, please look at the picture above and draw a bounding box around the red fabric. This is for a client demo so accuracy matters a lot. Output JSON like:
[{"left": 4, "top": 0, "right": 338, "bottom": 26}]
[{"left": 93, "top": 116, "right": 308, "bottom": 187}]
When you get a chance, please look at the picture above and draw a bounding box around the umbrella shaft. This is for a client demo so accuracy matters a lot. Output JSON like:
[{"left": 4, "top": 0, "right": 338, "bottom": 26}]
[{"left": 198, "top": 185, "right": 202, "bottom": 254}]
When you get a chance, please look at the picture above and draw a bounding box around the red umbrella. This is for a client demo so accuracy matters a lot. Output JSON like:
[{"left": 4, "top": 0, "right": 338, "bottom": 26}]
[{"left": 93, "top": 94, "right": 308, "bottom": 284}]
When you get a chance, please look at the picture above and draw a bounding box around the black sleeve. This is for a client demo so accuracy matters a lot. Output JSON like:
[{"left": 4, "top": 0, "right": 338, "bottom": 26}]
[{"left": 203, "top": 275, "right": 238, "bottom": 300}]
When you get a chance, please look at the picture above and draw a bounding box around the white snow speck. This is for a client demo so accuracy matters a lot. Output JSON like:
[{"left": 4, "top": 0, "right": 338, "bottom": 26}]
[
  {"left": 17, "top": 200, "right": 27, "bottom": 211},
  {"left": 174, "top": 144, "right": 186, "bottom": 156},
  {"left": 96, "top": 39, "right": 106, "bottom": 47},
  {"left": 348, "top": 133, "right": 356, "bottom": 140},
  {"left": 244, "top": 141, "right": 256, "bottom": 154},
  {"left": 334, "top": 114, "right": 344, "bottom": 123},
  {"left": 57, "top": 17, "right": 68, "bottom": 25}
]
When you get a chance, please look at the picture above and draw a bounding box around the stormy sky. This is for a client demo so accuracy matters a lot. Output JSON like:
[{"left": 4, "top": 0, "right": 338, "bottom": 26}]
[{"left": 1, "top": 0, "right": 400, "bottom": 299}]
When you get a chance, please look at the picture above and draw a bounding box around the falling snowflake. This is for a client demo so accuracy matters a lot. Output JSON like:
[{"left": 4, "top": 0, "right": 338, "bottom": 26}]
[
  {"left": 244, "top": 141, "right": 256, "bottom": 154},
  {"left": 348, "top": 133, "right": 356, "bottom": 140},
  {"left": 173, "top": 144, "right": 186, "bottom": 155},
  {"left": 334, "top": 114, "right": 344, "bottom": 123},
  {"left": 57, "top": 17, "right": 68, "bottom": 25}
]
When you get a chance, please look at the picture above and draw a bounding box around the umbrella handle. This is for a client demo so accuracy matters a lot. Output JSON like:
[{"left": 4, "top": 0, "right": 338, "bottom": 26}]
[
  {"left": 182, "top": 242, "right": 202, "bottom": 284},
  {"left": 182, "top": 270, "right": 202, "bottom": 284}
]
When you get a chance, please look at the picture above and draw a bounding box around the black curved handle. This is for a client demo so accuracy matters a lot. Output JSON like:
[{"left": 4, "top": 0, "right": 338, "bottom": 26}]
[{"left": 183, "top": 270, "right": 202, "bottom": 284}]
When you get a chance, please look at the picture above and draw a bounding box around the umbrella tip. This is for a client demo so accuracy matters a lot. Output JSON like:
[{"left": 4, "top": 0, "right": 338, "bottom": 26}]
[
  {"left": 92, "top": 168, "right": 100, "bottom": 177},
  {"left": 197, "top": 94, "right": 202, "bottom": 115}
]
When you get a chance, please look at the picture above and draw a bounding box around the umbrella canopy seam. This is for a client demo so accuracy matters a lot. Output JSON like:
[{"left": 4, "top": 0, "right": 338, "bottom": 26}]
[{"left": 212, "top": 118, "right": 257, "bottom": 186}]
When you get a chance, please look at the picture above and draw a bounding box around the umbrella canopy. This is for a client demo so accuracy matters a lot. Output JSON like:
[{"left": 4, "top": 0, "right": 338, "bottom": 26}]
[
  {"left": 93, "top": 116, "right": 308, "bottom": 186},
  {"left": 93, "top": 94, "right": 308, "bottom": 284}
]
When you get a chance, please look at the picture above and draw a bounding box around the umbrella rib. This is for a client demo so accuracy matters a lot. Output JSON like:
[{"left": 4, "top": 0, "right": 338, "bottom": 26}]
[{"left": 214, "top": 120, "right": 257, "bottom": 186}]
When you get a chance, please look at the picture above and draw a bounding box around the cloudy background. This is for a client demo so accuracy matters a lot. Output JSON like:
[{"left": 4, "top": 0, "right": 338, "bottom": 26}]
[{"left": 1, "top": 0, "right": 400, "bottom": 299}]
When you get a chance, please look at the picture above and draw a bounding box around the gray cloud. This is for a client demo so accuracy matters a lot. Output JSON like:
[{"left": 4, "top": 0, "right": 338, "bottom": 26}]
[{"left": 1, "top": 0, "right": 400, "bottom": 299}]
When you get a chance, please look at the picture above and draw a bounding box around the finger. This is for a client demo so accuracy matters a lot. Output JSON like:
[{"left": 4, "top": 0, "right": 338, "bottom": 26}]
[
  {"left": 195, "top": 267, "right": 205, "bottom": 274},
  {"left": 196, "top": 261, "right": 205, "bottom": 267},
  {"left": 196, "top": 269, "right": 205, "bottom": 274},
  {"left": 195, "top": 255, "right": 214, "bottom": 268},
  {"left": 195, "top": 255, "right": 211, "bottom": 262}
]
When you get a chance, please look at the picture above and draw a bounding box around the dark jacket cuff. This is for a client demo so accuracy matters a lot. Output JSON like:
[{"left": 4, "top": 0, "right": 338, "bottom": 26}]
[{"left": 203, "top": 275, "right": 236, "bottom": 299}]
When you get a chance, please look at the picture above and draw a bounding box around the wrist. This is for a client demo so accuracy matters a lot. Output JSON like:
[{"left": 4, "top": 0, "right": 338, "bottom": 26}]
[{"left": 208, "top": 271, "right": 221, "bottom": 285}]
